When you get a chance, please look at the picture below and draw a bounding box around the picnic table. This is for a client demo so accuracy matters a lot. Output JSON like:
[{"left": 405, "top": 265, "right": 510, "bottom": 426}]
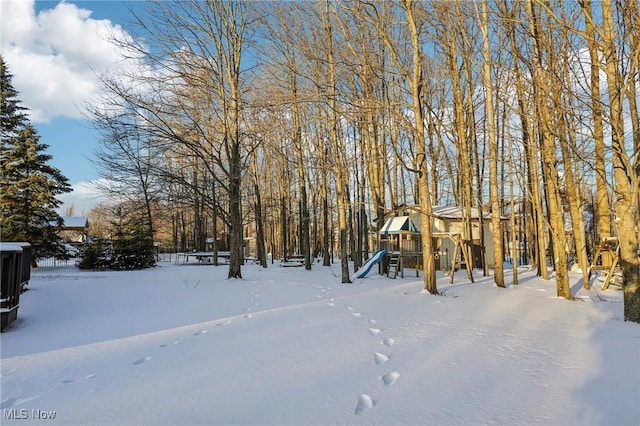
[
  {"left": 176, "top": 251, "right": 231, "bottom": 264},
  {"left": 280, "top": 255, "right": 305, "bottom": 267}
]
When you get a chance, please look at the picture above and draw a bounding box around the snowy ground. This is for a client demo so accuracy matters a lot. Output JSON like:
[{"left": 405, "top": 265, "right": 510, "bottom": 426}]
[{"left": 1, "top": 258, "right": 639, "bottom": 425}]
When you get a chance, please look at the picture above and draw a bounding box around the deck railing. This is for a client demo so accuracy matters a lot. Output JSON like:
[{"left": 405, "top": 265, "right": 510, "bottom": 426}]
[{"left": 379, "top": 238, "right": 421, "bottom": 255}]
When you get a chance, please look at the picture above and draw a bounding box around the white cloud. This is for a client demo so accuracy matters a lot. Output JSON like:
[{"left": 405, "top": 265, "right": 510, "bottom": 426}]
[
  {"left": 57, "top": 179, "right": 112, "bottom": 216},
  {"left": 0, "top": 0, "right": 134, "bottom": 123}
]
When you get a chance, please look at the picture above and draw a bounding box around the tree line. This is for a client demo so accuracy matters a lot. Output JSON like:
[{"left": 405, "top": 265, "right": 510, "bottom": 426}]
[{"left": 85, "top": 1, "right": 639, "bottom": 321}]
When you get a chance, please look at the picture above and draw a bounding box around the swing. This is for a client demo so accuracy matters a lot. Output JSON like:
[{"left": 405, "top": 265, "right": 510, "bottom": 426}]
[
  {"left": 440, "top": 249, "right": 451, "bottom": 276},
  {"left": 589, "top": 237, "right": 622, "bottom": 290}
]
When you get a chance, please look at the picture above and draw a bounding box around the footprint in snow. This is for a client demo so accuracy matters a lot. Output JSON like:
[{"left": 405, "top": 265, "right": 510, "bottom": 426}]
[
  {"left": 243, "top": 314, "right": 253, "bottom": 319},
  {"left": 381, "top": 372, "right": 400, "bottom": 386},
  {"left": 354, "top": 394, "right": 375, "bottom": 415},
  {"left": 194, "top": 329, "right": 208, "bottom": 336},
  {"left": 368, "top": 328, "right": 382, "bottom": 336},
  {"left": 85, "top": 374, "right": 96, "bottom": 380},
  {"left": 351, "top": 312, "right": 362, "bottom": 317},
  {"left": 382, "top": 338, "right": 395, "bottom": 347},
  {"left": 62, "top": 379, "right": 75, "bottom": 384},
  {"left": 326, "top": 302, "right": 335, "bottom": 307},
  {"left": 133, "top": 356, "right": 151, "bottom": 365},
  {"left": 216, "top": 320, "right": 232, "bottom": 326},
  {"left": 368, "top": 319, "right": 377, "bottom": 325},
  {"left": 374, "top": 352, "right": 390, "bottom": 365}
]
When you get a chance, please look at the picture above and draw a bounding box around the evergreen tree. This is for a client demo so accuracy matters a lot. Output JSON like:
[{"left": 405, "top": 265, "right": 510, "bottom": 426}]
[
  {"left": 77, "top": 238, "right": 112, "bottom": 270},
  {"left": 0, "top": 56, "right": 72, "bottom": 264},
  {"left": 109, "top": 206, "right": 155, "bottom": 270},
  {"left": 77, "top": 213, "right": 156, "bottom": 271},
  {"left": 1, "top": 56, "right": 28, "bottom": 140}
]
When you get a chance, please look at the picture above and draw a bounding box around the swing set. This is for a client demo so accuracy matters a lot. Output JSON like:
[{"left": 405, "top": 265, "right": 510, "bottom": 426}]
[
  {"left": 589, "top": 237, "right": 623, "bottom": 290},
  {"left": 433, "top": 232, "right": 475, "bottom": 284}
]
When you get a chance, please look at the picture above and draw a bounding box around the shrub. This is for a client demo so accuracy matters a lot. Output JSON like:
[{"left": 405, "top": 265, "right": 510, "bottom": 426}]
[{"left": 77, "top": 239, "right": 111, "bottom": 270}]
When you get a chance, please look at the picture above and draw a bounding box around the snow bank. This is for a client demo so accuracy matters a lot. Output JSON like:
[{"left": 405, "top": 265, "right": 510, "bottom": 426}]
[{"left": 1, "top": 262, "right": 638, "bottom": 425}]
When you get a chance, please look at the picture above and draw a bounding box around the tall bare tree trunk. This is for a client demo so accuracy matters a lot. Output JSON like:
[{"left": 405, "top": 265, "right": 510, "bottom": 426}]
[
  {"left": 504, "top": 0, "right": 548, "bottom": 279},
  {"left": 526, "top": 0, "right": 570, "bottom": 299},
  {"left": 444, "top": 6, "right": 474, "bottom": 283},
  {"left": 618, "top": 0, "right": 639, "bottom": 170},
  {"left": 205, "top": 0, "right": 246, "bottom": 279},
  {"left": 404, "top": 0, "right": 437, "bottom": 293},
  {"left": 291, "top": 76, "right": 311, "bottom": 270},
  {"left": 321, "top": 147, "right": 331, "bottom": 267},
  {"left": 554, "top": 85, "right": 591, "bottom": 289},
  {"left": 211, "top": 174, "right": 219, "bottom": 265},
  {"left": 323, "top": 2, "right": 351, "bottom": 283},
  {"left": 620, "top": 0, "right": 640, "bottom": 249},
  {"left": 580, "top": 0, "right": 612, "bottom": 239},
  {"left": 557, "top": 111, "right": 590, "bottom": 289},
  {"left": 508, "top": 130, "right": 519, "bottom": 285},
  {"left": 601, "top": 0, "right": 640, "bottom": 322},
  {"left": 251, "top": 151, "right": 267, "bottom": 267},
  {"left": 482, "top": 0, "right": 505, "bottom": 287}
]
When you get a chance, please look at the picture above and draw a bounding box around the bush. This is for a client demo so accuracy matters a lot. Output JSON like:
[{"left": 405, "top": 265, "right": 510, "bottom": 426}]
[
  {"left": 77, "top": 239, "right": 111, "bottom": 270},
  {"left": 109, "top": 219, "right": 155, "bottom": 270},
  {"left": 77, "top": 206, "right": 156, "bottom": 271}
]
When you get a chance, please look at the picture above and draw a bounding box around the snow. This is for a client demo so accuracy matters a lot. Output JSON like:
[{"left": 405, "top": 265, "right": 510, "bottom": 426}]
[{"left": 1, "top": 259, "right": 639, "bottom": 425}]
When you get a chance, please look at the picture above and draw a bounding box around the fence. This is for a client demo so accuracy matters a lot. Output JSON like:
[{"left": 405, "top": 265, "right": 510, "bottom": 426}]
[{"left": 34, "top": 257, "right": 78, "bottom": 268}]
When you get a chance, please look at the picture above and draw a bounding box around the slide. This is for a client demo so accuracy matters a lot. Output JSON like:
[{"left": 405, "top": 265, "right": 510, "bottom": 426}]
[{"left": 352, "top": 250, "right": 388, "bottom": 280}]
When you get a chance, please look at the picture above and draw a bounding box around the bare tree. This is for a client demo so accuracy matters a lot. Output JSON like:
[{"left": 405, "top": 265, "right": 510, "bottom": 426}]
[
  {"left": 434, "top": 2, "right": 475, "bottom": 283},
  {"left": 525, "top": 0, "right": 571, "bottom": 299},
  {"left": 500, "top": 0, "right": 549, "bottom": 280},
  {"left": 480, "top": 0, "right": 505, "bottom": 287},
  {"left": 100, "top": 0, "right": 259, "bottom": 278},
  {"left": 257, "top": 4, "right": 314, "bottom": 269},
  {"left": 88, "top": 106, "right": 160, "bottom": 242},
  {"left": 352, "top": 0, "right": 437, "bottom": 292},
  {"left": 321, "top": 1, "right": 352, "bottom": 283},
  {"left": 600, "top": 0, "right": 640, "bottom": 321},
  {"left": 580, "top": 0, "right": 612, "bottom": 239}
]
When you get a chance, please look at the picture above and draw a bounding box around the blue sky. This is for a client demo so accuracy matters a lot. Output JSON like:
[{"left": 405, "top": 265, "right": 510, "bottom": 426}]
[{"left": 1, "top": 0, "right": 148, "bottom": 214}]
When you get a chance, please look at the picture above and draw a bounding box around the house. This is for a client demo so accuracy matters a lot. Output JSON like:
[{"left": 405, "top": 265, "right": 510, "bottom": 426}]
[
  {"left": 58, "top": 216, "right": 89, "bottom": 244},
  {"left": 432, "top": 205, "right": 504, "bottom": 269},
  {"left": 378, "top": 205, "right": 507, "bottom": 270}
]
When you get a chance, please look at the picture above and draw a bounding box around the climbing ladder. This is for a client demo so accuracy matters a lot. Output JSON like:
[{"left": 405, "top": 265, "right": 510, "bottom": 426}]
[{"left": 387, "top": 253, "right": 400, "bottom": 279}]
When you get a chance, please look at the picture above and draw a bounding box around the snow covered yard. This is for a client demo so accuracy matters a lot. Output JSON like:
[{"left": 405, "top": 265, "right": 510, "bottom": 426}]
[{"left": 1, "top": 261, "right": 639, "bottom": 425}]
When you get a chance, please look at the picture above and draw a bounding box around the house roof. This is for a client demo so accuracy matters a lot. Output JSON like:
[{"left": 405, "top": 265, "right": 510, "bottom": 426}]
[
  {"left": 431, "top": 205, "right": 489, "bottom": 220},
  {"left": 384, "top": 205, "right": 507, "bottom": 226},
  {"left": 60, "top": 216, "right": 88, "bottom": 229},
  {"left": 379, "top": 216, "right": 420, "bottom": 235},
  {"left": 386, "top": 204, "right": 491, "bottom": 220}
]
